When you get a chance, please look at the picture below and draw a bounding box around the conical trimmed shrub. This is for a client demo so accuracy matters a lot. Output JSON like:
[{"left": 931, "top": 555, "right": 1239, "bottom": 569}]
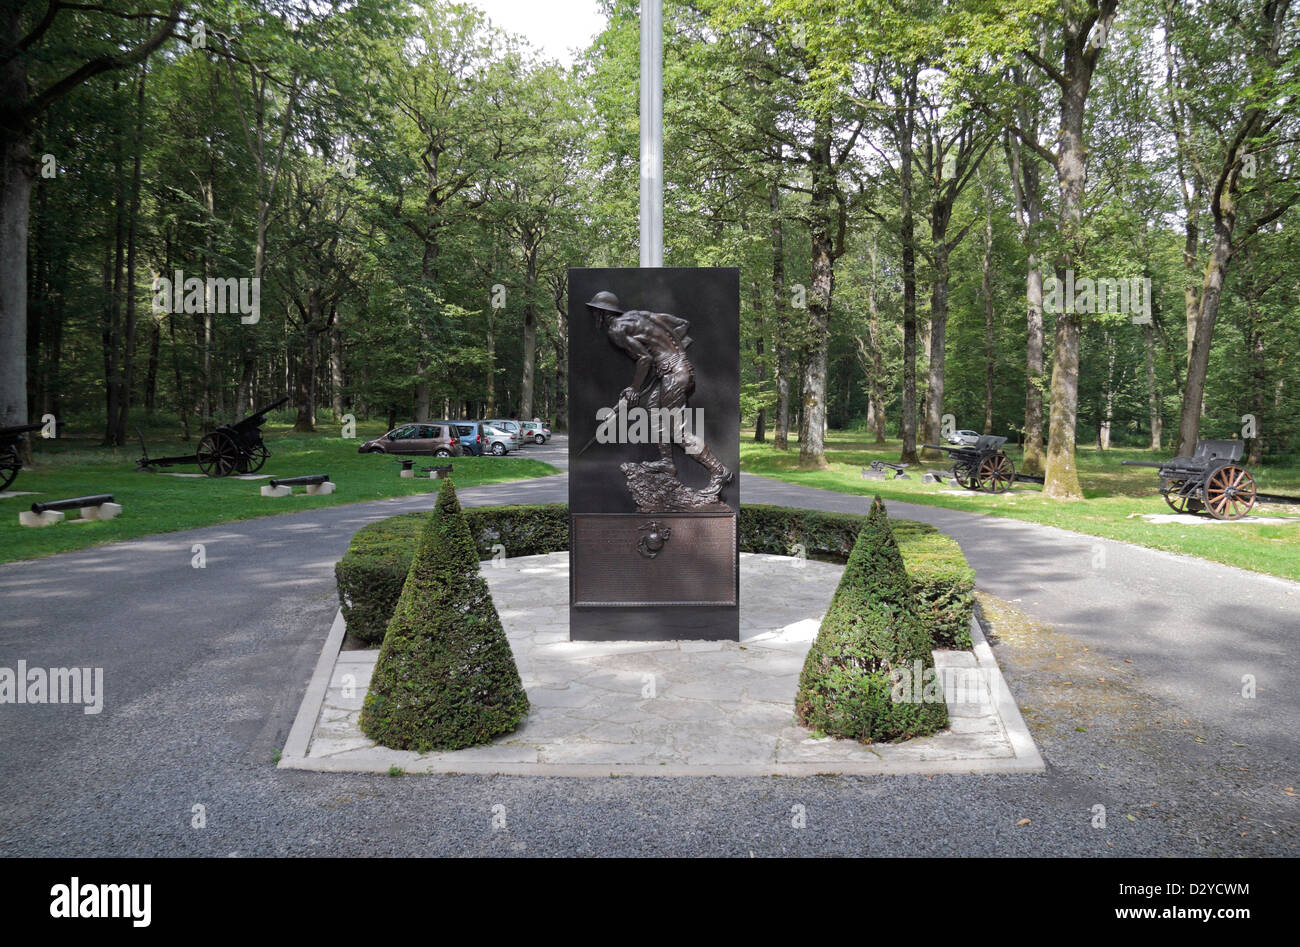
[
  {"left": 795, "top": 496, "right": 948, "bottom": 742},
  {"left": 360, "top": 478, "right": 529, "bottom": 751}
]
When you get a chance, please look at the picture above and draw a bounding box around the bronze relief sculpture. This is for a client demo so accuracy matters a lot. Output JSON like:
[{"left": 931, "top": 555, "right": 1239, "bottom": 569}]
[{"left": 584, "top": 290, "right": 733, "bottom": 513}]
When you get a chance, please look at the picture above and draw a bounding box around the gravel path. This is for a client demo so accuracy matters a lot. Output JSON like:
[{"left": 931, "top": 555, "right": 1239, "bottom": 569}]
[{"left": 0, "top": 437, "right": 1294, "bottom": 856}]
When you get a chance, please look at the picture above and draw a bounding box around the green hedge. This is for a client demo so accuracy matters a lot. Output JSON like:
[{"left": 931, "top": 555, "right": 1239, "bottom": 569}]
[
  {"left": 795, "top": 497, "right": 949, "bottom": 743},
  {"left": 359, "top": 479, "right": 529, "bottom": 752},
  {"left": 335, "top": 503, "right": 568, "bottom": 644},
  {"left": 739, "top": 505, "right": 974, "bottom": 649},
  {"left": 336, "top": 502, "right": 975, "bottom": 648}
]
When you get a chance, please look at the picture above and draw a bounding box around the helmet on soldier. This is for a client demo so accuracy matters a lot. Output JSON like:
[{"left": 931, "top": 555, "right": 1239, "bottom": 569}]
[{"left": 586, "top": 291, "right": 623, "bottom": 314}]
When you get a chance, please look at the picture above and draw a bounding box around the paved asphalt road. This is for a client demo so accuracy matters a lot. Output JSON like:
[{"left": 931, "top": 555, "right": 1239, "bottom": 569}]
[{"left": 0, "top": 436, "right": 1295, "bottom": 856}]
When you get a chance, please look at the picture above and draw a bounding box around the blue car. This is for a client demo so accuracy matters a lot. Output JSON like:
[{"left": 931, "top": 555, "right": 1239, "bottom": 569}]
[{"left": 442, "top": 421, "right": 486, "bottom": 456}]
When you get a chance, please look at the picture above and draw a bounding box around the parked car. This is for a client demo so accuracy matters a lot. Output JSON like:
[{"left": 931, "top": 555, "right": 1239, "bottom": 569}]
[
  {"left": 484, "top": 419, "right": 522, "bottom": 441},
  {"left": 358, "top": 423, "right": 462, "bottom": 457},
  {"left": 519, "top": 420, "right": 550, "bottom": 444},
  {"left": 481, "top": 424, "right": 520, "bottom": 456},
  {"left": 946, "top": 429, "right": 980, "bottom": 446},
  {"left": 442, "top": 420, "right": 486, "bottom": 456}
]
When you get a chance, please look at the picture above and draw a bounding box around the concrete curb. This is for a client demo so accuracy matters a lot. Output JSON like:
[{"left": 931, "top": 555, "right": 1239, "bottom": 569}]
[
  {"left": 280, "top": 611, "right": 1046, "bottom": 777},
  {"left": 279, "top": 608, "right": 346, "bottom": 767},
  {"left": 969, "top": 615, "right": 1045, "bottom": 773}
]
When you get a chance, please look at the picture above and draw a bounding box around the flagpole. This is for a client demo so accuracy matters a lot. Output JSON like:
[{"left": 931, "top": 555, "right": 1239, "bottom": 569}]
[{"left": 639, "top": 0, "right": 663, "bottom": 267}]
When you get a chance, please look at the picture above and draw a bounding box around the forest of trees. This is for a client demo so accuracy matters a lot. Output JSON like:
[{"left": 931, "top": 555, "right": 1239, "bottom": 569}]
[{"left": 3, "top": 0, "right": 1298, "bottom": 501}]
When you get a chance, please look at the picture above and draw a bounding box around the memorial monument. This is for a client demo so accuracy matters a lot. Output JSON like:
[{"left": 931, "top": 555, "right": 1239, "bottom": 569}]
[{"left": 568, "top": 267, "right": 739, "bottom": 641}]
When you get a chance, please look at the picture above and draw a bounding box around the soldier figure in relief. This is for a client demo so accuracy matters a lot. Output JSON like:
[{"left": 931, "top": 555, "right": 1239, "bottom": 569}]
[{"left": 586, "top": 291, "right": 733, "bottom": 497}]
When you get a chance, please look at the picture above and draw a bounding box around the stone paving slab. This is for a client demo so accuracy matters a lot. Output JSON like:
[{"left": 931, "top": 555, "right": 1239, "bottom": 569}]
[{"left": 280, "top": 553, "right": 1044, "bottom": 776}]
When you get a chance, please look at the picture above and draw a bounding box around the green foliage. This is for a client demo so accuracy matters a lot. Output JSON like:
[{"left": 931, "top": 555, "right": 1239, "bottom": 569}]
[
  {"left": 336, "top": 502, "right": 568, "bottom": 643},
  {"left": 336, "top": 502, "right": 975, "bottom": 649},
  {"left": 795, "top": 496, "right": 948, "bottom": 743},
  {"left": 359, "top": 479, "right": 529, "bottom": 752}
]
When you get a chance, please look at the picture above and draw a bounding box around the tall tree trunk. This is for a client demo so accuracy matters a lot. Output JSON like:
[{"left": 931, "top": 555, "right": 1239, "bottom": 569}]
[
  {"left": 750, "top": 278, "right": 767, "bottom": 442},
  {"left": 520, "top": 247, "right": 538, "bottom": 418},
  {"left": 330, "top": 309, "right": 344, "bottom": 419},
  {"left": 1141, "top": 321, "right": 1162, "bottom": 450},
  {"left": 1098, "top": 331, "right": 1115, "bottom": 450},
  {"left": 1006, "top": 130, "right": 1046, "bottom": 473},
  {"left": 103, "top": 90, "right": 126, "bottom": 446},
  {"left": 294, "top": 290, "right": 321, "bottom": 432},
  {"left": 798, "top": 119, "right": 836, "bottom": 469},
  {"left": 866, "top": 240, "right": 886, "bottom": 445},
  {"left": 921, "top": 219, "right": 950, "bottom": 457},
  {"left": 981, "top": 175, "right": 995, "bottom": 434},
  {"left": 769, "top": 181, "right": 791, "bottom": 450},
  {"left": 111, "top": 64, "right": 147, "bottom": 445},
  {"left": 1177, "top": 217, "right": 1234, "bottom": 455},
  {"left": 898, "top": 68, "right": 919, "bottom": 465},
  {"left": 551, "top": 278, "right": 567, "bottom": 431},
  {"left": 0, "top": 12, "right": 32, "bottom": 430}
]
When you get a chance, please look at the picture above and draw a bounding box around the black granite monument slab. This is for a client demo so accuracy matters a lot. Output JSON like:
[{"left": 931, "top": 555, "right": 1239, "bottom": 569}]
[{"left": 568, "top": 267, "right": 740, "bottom": 641}]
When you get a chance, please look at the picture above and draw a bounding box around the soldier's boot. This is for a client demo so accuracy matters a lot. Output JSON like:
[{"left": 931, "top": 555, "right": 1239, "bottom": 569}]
[{"left": 695, "top": 447, "right": 733, "bottom": 497}]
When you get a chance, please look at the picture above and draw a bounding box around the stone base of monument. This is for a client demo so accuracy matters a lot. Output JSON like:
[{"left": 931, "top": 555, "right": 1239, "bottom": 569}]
[
  {"left": 619, "top": 461, "right": 730, "bottom": 513},
  {"left": 278, "top": 553, "right": 1045, "bottom": 777},
  {"left": 569, "top": 509, "right": 738, "bottom": 641}
]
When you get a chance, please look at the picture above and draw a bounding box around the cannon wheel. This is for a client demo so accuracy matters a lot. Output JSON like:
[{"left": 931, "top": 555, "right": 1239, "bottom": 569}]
[
  {"left": 952, "top": 462, "right": 975, "bottom": 489},
  {"left": 1204, "top": 464, "right": 1256, "bottom": 520},
  {"left": 975, "top": 454, "right": 1015, "bottom": 493},
  {"left": 1162, "top": 483, "right": 1203, "bottom": 515},
  {"left": 242, "top": 441, "right": 270, "bottom": 474},
  {"left": 196, "top": 431, "right": 241, "bottom": 477},
  {"left": 0, "top": 446, "right": 19, "bottom": 492}
]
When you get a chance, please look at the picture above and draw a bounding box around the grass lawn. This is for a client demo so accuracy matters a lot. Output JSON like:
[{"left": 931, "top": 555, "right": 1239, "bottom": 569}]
[
  {"left": 0, "top": 420, "right": 559, "bottom": 564},
  {"left": 740, "top": 430, "right": 1300, "bottom": 582}
]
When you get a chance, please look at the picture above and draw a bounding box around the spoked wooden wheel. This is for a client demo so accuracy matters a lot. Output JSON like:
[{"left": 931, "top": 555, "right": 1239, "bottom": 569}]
[
  {"left": 196, "top": 431, "right": 240, "bottom": 477},
  {"left": 1162, "top": 483, "right": 1203, "bottom": 515},
  {"left": 0, "top": 448, "right": 19, "bottom": 491},
  {"left": 1204, "top": 464, "right": 1256, "bottom": 520},
  {"left": 952, "top": 462, "right": 975, "bottom": 490},
  {"left": 975, "top": 454, "right": 1015, "bottom": 493},
  {"left": 242, "top": 441, "right": 269, "bottom": 474}
]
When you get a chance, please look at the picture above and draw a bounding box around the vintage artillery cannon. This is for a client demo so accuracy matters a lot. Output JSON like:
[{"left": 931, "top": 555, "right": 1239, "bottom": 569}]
[
  {"left": 1118, "top": 439, "right": 1300, "bottom": 520},
  {"left": 0, "top": 423, "right": 42, "bottom": 492},
  {"left": 867, "top": 460, "right": 910, "bottom": 480},
  {"left": 921, "top": 435, "right": 1037, "bottom": 494},
  {"left": 136, "top": 397, "right": 288, "bottom": 477}
]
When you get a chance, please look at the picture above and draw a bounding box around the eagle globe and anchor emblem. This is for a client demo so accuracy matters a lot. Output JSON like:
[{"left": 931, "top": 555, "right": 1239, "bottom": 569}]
[{"left": 636, "top": 520, "right": 671, "bottom": 559}]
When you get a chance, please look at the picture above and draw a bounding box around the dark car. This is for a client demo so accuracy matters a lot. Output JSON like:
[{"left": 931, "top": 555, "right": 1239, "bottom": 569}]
[
  {"left": 442, "top": 421, "right": 486, "bottom": 456},
  {"left": 358, "top": 423, "right": 462, "bottom": 457}
]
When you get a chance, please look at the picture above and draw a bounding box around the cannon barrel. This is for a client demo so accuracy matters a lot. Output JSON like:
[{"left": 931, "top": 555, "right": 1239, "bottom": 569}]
[
  {"left": 1120, "top": 460, "right": 1167, "bottom": 469},
  {"left": 1, "top": 423, "right": 44, "bottom": 438},
  {"left": 31, "top": 494, "right": 114, "bottom": 514},
  {"left": 231, "top": 396, "right": 290, "bottom": 429},
  {"left": 920, "top": 443, "right": 952, "bottom": 453},
  {"left": 269, "top": 474, "right": 329, "bottom": 488}
]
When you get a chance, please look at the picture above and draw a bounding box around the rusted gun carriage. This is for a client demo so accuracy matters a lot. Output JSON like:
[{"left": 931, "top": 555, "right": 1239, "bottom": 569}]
[
  {"left": 0, "top": 423, "right": 42, "bottom": 492},
  {"left": 922, "top": 435, "right": 1034, "bottom": 494},
  {"left": 1119, "top": 439, "right": 1300, "bottom": 520},
  {"left": 136, "top": 397, "right": 288, "bottom": 478}
]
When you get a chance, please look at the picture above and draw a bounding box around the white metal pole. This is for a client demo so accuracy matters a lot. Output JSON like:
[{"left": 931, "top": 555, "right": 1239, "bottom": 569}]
[{"left": 639, "top": 0, "right": 663, "bottom": 267}]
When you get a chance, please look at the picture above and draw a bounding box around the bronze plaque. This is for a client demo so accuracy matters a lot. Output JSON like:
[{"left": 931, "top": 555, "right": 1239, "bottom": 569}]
[{"left": 572, "top": 514, "right": 737, "bottom": 607}]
